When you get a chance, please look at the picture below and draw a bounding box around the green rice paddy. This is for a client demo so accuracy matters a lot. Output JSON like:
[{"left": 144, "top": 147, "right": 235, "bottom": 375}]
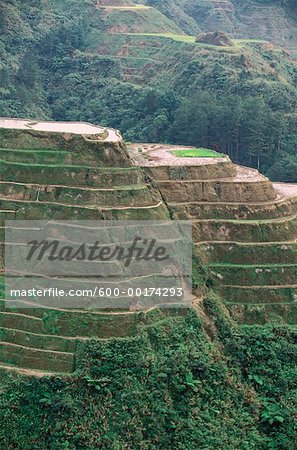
[{"left": 172, "top": 148, "right": 222, "bottom": 158}]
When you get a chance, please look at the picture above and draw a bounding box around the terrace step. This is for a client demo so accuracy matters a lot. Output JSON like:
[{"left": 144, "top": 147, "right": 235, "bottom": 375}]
[
  {"left": 219, "top": 285, "right": 297, "bottom": 304},
  {"left": 0, "top": 181, "right": 159, "bottom": 207},
  {"left": 208, "top": 264, "right": 297, "bottom": 287},
  {"left": 0, "top": 197, "right": 168, "bottom": 223},
  {"left": 168, "top": 195, "right": 297, "bottom": 220},
  {"left": 0, "top": 341, "right": 75, "bottom": 373},
  {"left": 228, "top": 302, "right": 297, "bottom": 325},
  {"left": 0, "top": 312, "right": 45, "bottom": 334},
  {"left": 0, "top": 148, "right": 72, "bottom": 165},
  {"left": 0, "top": 146, "right": 111, "bottom": 167},
  {"left": 0, "top": 161, "right": 143, "bottom": 187},
  {"left": 128, "top": 143, "right": 235, "bottom": 175},
  {"left": 156, "top": 172, "right": 268, "bottom": 185},
  {"left": 0, "top": 327, "right": 77, "bottom": 352},
  {"left": 142, "top": 161, "right": 237, "bottom": 181},
  {"left": 0, "top": 308, "right": 144, "bottom": 338},
  {"left": 192, "top": 214, "right": 297, "bottom": 242},
  {"left": 157, "top": 178, "right": 277, "bottom": 203},
  {"left": 0, "top": 363, "right": 69, "bottom": 377},
  {"left": 0, "top": 209, "right": 15, "bottom": 219},
  {"left": 0, "top": 180, "right": 147, "bottom": 191},
  {"left": 195, "top": 241, "right": 297, "bottom": 265}
]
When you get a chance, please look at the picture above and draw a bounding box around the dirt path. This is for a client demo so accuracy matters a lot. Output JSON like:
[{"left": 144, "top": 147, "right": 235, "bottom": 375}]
[
  {"left": 0, "top": 196, "right": 163, "bottom": 210},
  {"left": 0, "top": 341, "right": 73, "bottom": 355},
  {"left": 0, "top": 363, "right": 70, "bottom": 378},
  {"left": 222, "top": 284, "right": 297, "bottom": 289},
  {"left": 191, "top": 213, "right": 297, "bottom": 224},
  {"left": 274, "top": 183, "right": 297, "bottom": 198},
  {"left": 0, "top": 180, "right": 147, "bottom": 192},
  {"left": 0, "top": 119, "right": 121, "bottom": 143}
]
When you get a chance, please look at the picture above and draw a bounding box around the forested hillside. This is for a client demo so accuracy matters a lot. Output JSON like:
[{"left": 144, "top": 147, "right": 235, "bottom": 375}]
[
  {"left": 1, "top": 0, "right": 296, "bottom": 181},
  {"left": 1, "top": 302, "right": 297, "bottom": 449}
]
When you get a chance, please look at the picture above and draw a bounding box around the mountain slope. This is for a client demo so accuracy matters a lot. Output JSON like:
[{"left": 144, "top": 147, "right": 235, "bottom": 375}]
[
  {"left": 1, "top": 0, "right": 296, "bottom": 181},
  {"left": 148, "top": 0, "right": 297, "bottom": 58},
  {"left": 1, "top": 305, "right": 297, "bottom": 448}
]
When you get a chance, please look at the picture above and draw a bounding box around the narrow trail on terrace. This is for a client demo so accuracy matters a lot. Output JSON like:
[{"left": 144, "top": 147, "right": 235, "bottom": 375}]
[
  {"left": 0, "top": 312, "right": 42, "bottom": 320},
  {"left": 221, "top": 284, "right": 297, "bottom": 289},
  {"left": 0, "top": 181, "right": 148, "bottom": 192},
  {"left": 0, "top": 363, "right": 71, "bottom": 378},
  {"left": 0, "top": 197, "right": 164, "bottom": 210},
  {"left": 0, "top": 341, "right": 73, "bottom": 355},
  {"left": 0, "top": 326, "right": 116, "bottom": 341},
  {"left": 168, "top": 194, "right": 297, "bottom": 207},
  {"left": 1, "top": 303, "right": 161, "bottom": 316},
  {"left": 207, "top": 263, "right": 297, "bottom": 267},
  {"left": 191, "top": 214, "right": 297, "bottom": 224},
  {"left": 195, "top": 240, "right": 297, "bottom": 245}
]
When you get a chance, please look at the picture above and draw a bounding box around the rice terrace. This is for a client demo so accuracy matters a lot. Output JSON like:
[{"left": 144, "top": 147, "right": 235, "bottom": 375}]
[
  {"left": 0, "top": 118, "right": 296, "bottom": 376},
  {"left": 0, "top": 0, "right": 297, "bottom": 448}
]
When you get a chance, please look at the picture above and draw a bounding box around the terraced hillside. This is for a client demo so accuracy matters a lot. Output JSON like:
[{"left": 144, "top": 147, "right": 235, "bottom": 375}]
[
  {"left": 93, "top": 0, "right": 186, "bottom": 65},
  {"left": 0, "top": 120, "right": 168, "bottom": 220},
  {"left": 150, "top": 0, "right": 297, "bottom": 58},
  {"left": 96, "top": 1, "right": 183, "bottom": 34},
  {"left": 129, "top": 143, "right": 297, "bottom": 326},
  {"left": 1, "top": 119, "right": 296, "bottom": 377},
  {"left": 0, "top": 119, "right": 171, "bottom": 376},
  {"left": 90, "top": 0, "right": 188, "bottom": 84},
  {"left": 3, "top": 0, "right": 296, "bottom": 185},
  {"left": 91, "top": 0, "right": 272, "bottom": 84}
]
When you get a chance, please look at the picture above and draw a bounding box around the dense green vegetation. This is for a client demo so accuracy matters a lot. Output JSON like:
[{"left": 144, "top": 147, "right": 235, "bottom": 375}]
[
  {"left": 1, "top": 0, "right": 297, "bottom": 181},
  {"left": 0, "top": 302, "right": 296, "bottom": 449}
]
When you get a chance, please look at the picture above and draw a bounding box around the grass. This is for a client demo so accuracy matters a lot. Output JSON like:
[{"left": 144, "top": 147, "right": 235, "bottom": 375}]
[
  {"left": 233, "top": 38, "right": 268, "bottom": 46},
  {"left": 172, "top": 148, "right": 222, "bottom": 158},
  {"left": 139, "top": 33, "right": 196, "bottom": 43},
  {"left": 122, "top": 33, "right": 196, "bottom": 43},
  {"left": 97, "top": 5, "right": 151, "bottom": 10},
  {"left": 0, "top": 149, "right": 70, "bottom": 164},
  {"left": 120, "top": 33, "right": 268, "bottom": 47}
]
